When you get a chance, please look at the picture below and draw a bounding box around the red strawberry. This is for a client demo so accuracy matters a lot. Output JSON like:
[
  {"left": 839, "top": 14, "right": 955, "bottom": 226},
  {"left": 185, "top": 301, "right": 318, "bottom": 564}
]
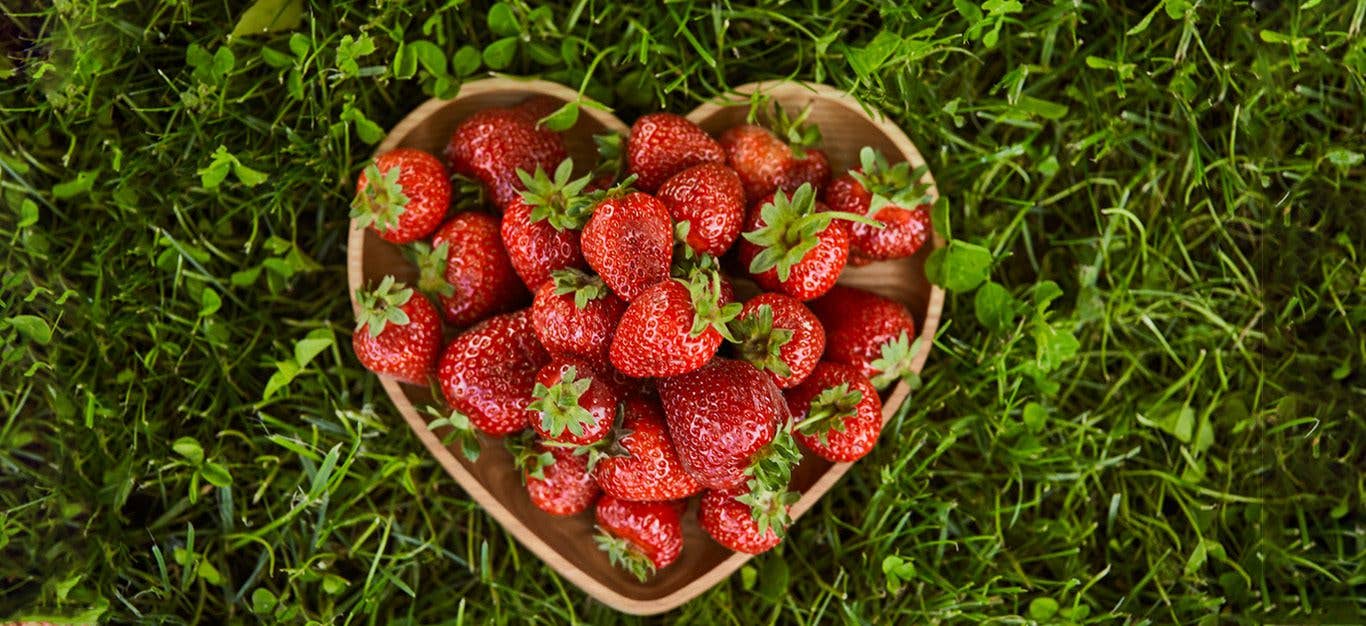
[
  {"left": 718, "top": 105, "right": 830, "bottom": 203},
  {"left": 806, "top": 285, "right": 920, "bottom": 389},
  {"left": 527, "top": 357, "right": 618, "bottom": 445},
  {"left": 514, "top": 95, "right": 565, "bottom": 121},
  {"left": 788, "top": 362, "right": 883, "bottom": 462},
  {"left": 581, "top": 190, "right": 673, "bottom": 301},
  {"left": 626, "top": 113, "right": 725, "bottom": 193},
  {"left": 609, "top": 274, "right": 740, "bottom": 378},
  {"left": 601, "top": 367, "right": 656, "bottom": 401},
  {"left": 501, "top": 159, "right": 593, "bottom": 290},
  {"left": 352, "top": 277, "right": 442, "bottom": 385},
  {"left": 699, "top": 487, "right": 791, "bottom": 555},
  {"left": 656, "top": 163, "right": 745, "bottom": 257},
  {"left": 822, "top": 147, "right": 934, "bottom": 261},
  {"left": 530, "top": 269, "right": 626, "bottom": 368},
  {"left": 595, "top": 495, "right": 684, "bottom": 581},
  {"left": 592, "top": 397, "right": 702, "bottom": 502},
  {"left": 413, "top": 212, "right": 528, "bottom": 326},
  {"left": 352, "top": 148, "right": 450, "bottom": 243},
  {"left": 737, "top": 183, "right": 879, "bottom": 301},
  {"left": 731, "top": 293, "right": 825, "bottom": 389},
  {"left": 508, "top": 433, "right": 600, "bottom": 516},
  {"left": 445, "top": 105, "right": 568, "bottom": 210},
  {"left": 437, "top": 309, "right": 550, "bottom": 436}
]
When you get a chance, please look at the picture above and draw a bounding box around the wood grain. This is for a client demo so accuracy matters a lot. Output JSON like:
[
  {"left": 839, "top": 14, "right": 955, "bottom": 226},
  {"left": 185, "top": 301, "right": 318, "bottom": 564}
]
[{"left": 347, "top": 78, "right": 944, "bottom": 615}]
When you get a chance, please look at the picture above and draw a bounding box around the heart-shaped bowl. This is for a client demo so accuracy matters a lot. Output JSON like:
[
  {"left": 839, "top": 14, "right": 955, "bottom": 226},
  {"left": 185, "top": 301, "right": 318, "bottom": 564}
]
[{"left": 347, "top": 78, "right": 944, "bottom": 615}]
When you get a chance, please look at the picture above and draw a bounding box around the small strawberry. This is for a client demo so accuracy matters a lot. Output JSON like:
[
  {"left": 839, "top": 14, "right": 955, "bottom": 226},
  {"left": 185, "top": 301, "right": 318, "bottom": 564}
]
[
  {"left": 788, "top": 362, "right": 884, "bottom": 462},
  {"left": 352, "top": 276, "right": 442, "bottom": 385},
  {"left": 502, "top": 159, "right": 594, "bottom": 290},
  {"left": 656, "top": 163, "right": 745, "bottom": 257},
  {"left": 581, "top": 189, "right": 673, "bottom": 301},
  {"left": 438, "top": 309, "right": 550, "bottom": 436},
  {"left": 595, "top": 495, "right": 684, "bottom": 581},
  {"left": 626, "top": 113, "right": 725, "bottom": 193},
  {"left": 699, "top": 486, "right": 793, "bottom": 555},
  {"left": 609, "top": 273, "right": 740, "bottom": 378},
  {"left": 530, "top": 269, "right": 626, "bottom": 368},
  {"left": 731, "top": 293, "right": 825, "bottom": 389},
  {"left": 413, "top": 212, "right": 528, "bottom": 326},
  {"left": 352, "top": 148, "right": 450, "bottom": 243},
  {"left": 445, "top": 105, "right": 568, "bottom": 210},
  {"left": 591, "top": 397, "right": 702, "bottom": 502},
  {"left": 719, "top": 104, "right": 831, "bottom": 203},
  {"left": 806, "top": 285, "right": 920, "bottom": 389},
  {"left": 507, "top": 433, "right": 600, "bottom": 516},
  {"left": 737, "top": 183, "right": 880, "bottom": 301},
  {"left": 527, "top": 357, "right": 618, "bottom": 445},
  {"left": 822, "top": 147, "right": 934, "bottom": 261}
]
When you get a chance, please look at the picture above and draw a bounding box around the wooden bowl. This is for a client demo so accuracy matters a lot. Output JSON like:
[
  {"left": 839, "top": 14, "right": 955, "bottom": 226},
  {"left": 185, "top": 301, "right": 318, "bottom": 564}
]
[{"left": 347, "top": 78, "right": 944, "bottom": 615}]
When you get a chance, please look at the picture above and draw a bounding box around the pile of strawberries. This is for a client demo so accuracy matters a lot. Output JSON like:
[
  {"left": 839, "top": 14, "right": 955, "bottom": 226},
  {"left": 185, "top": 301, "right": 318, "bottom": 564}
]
[{"left": 350, "top": 96, "right": 933, "bottom": 581}]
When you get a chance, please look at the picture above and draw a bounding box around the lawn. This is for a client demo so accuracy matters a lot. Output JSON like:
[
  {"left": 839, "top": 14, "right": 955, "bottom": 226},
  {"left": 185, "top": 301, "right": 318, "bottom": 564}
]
[{"left": 1, "top": 0, "right": 1363, "bottom": 623}]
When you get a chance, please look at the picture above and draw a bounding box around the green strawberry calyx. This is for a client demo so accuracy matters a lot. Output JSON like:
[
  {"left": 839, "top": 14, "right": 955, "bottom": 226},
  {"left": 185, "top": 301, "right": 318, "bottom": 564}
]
[
  {"left": 515, "top": 158, "right": 594, "bottom": 232},
  {"left": 410, "top": 241, "right": 455, "bottom": 298},
  {"left": 351, "top": 162, "right": 410, "bottom": 232},
  {"left": 729, "top": 304, "right": 795, "bottom": 378},
  {"left": 527, "top": 366, "right": 599, "bottom": 439},
  {"left": 682, "top": 270, "right": 741, "bottom": 342},
  {"left": 591, "top": 132, "right": 625, "bottom": 184},
  {"left": 423, "top": 405, "right": 481, "bottom": 462},
  {"left": 768, "top": 102, "right": 823, "bottom": 160},
  {"left": 870, "top": 331, "right": 923, "bottom": 390},
  {"left": 742, "top": 183, "right": 883, "bottom": 282},
  {"left": 505, "top": 431, "right": 557, "bottom": 483},
  {"left": 848, "top": 146, "right": 935, "bottom": 216},
  {"left": 794, "top": 383, "right": 862, "bottom": 446},
  {"left": 550, "top": 268, "right": 611, "bottom": 310},
  {"left": 740, "top": 426, "right": 802, "bottom": 538},
  {"left": 354, "top": 275, "right": 414, "bottom": 338},
  {"left": 595, "top": 530, "right": 656, "bottom": 582},
  {"left": 572, "top": 401, "right": 632, "bottom": 473},
  {"left": 735, "top": 479, "right": 800, "bottom": 541}
]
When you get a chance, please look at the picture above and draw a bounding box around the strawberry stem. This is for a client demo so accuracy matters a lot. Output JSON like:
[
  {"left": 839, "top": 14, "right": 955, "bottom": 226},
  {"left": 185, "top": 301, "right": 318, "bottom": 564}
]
[
  {"left": 354, "top": 275, "right": 414, "bottom": 338},
  {"left": 505, "top": 431, "right": 556, "bottom": 482},
  {"left": 794, "top": 383, "right": 862, "bottom": 446},
  {"left": 595, "top": 530, "right": 656, "bottom": 582},
  {"left": 870, "top": 331, "right": 924, "bottom": 390},
  {"left": 742, "top": 426, "right": 802, "bottom": 532},
  {"left": 848, "top": 146, "right": 934, "bottom": 215},
  {"left": 410, "top": 241, "right": 456, "bottom": 298},
  {"left": 350, "top": 162, "right": 409, "bottom": 231},
  {"left": 730, "top": 304, "right": 795, "bottom": 378},
  {"left": 423, "top": 405, "right": 481, "bottom": 462},
  {"left": 742, "top": 183, "right": 882, "bottom": 281},
  {"left": 515, "top": 158, "right": 594, "bottom": 231},
  {"left": 527, "top": 366, "right": 599, "bottom": 438},
  {"left": 682, "top": 271, "right": 741, "bottom": 342}
]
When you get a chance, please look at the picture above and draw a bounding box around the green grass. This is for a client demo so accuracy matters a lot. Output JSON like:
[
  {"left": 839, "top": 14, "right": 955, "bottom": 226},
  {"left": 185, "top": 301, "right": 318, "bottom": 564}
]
[{"left": 1, "top": 0, "right": 1363, "bottom": 623}]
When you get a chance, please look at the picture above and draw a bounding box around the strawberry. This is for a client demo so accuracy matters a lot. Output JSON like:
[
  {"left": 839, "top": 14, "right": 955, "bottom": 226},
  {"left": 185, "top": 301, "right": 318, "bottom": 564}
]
[
  {"left": 737, "top": 183, "right": 879, "bottom": 301},
  {"left": 514, "top": 95, "right": 565, "bottom": 121},
  {"left": 731, "top": 293, "right": 825, "bottom": 389},
  {"left": 591, "top": 397, "right": 702, "bottom": 502},
  {"left": 595, "top": 495, "right": 684, "bottom": 581},
  {"left": 822, "top": 147, "right": 934, "bottom": 261},
  {"left": 527, "top": 357, "right": 618, "bottom": 445},
  {"left": 437, "top": 309, "right": 550, "bottom": 436},
  {"left": 806, "top": 285, "right": 920, "bottom": 389},
  {"left": 445, "top": 105, "right": 568, "bottom": 210},
  {"left": 581, "top": 189, "right": 673, "bottom": 301},
  {"left": 788, "top": 362, "right": 884, "bottom": 462},
  {"left": 507, "top": 433, "right": 600, "bottom": 516},
  {"left": 601, "top": 367, "right": 656, "bottom": 401},
  {"left": 625, "top": 113, "right": 725, "bottom": 193},
  {"left": 609, "top": 273, "right": 740, "bottom": 378},
  {"left": 699, "top": 487, "right": 792, "bottom": 555},
  {"left": 413, "top": 212, "right": 528, "bottom": 326},
  {"left": 501, "top": 159, "right": 594, "bottom": 290},
  {"left": 352, "top": 148, "right": 450, "bottom": 243},
  {"left": 530, "top": 269, "right": 626, "bottom": 368},
  {"left": 718, "top": 105, "right": 830, "bottom": 203},
  {"left": 656, "top": 163, "right": 745, "bottom": 257},
  {"left": 352, "top": 276, "right": 442, "bottom": 385}
]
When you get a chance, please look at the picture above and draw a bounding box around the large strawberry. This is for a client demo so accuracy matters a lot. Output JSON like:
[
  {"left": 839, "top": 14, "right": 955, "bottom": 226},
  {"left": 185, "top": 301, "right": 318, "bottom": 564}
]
[
  {"left": 413, "top": 212, "right": 528, "bottom": 326},
  {"left": 352, "top": 148, "right": 450, "bottom": 243},
  {"left": 625, "top": 113, "right": 725, "bottom": 193},
  {"left": 595, "top": 495, "right": 684, "bottom": 581},
  {"left": 609, "top": 273, "right": 740, "bottom": 378},
  {"left": 731, "top": 293, "right": 825, "bottom": 389},
  {"left": 507, "top": 433, "right": 600, "bottom": 516},
  {"left": 530, "top": 269, "right": 626, "bottom": 368},
  {"left": 823, "top": 147, "right": 934, "bottom": 261},
  {"left": 526, "top": 357, "right": 618, "bottom": 445},
  {"left": 699, "top": 487, "right": 792, "bottom": 555},
  {"left": 352, "top": 276, "right": 442, "bottom": 385},
  {"left": 806, "top": 285, "right": 920, "bottom": 389},
  {"left": 501, "top": 159, "right": 593, "bottom": 290},
  {"left": 445, "top": 104, "right": 568, "bottom": 210},
  {"left": 438, "top": 309, "right": 550, "bottom": 436},
  {"left": 581, "top": 189, "right": 673, "bottom": 301},
  {"left": 788, "top": 362, "right": 884, "bottom": 462},
  {"left": 719, "top": 104, "right": 830, "bottom": 203},
  {"left": 591, "top": 397, "right": 702, "bottom": 502},
  {"left": 656, "top": 163, "right": 745, "bottom": 257},
  {"left": 737, "top": 183, "right": 878, "bottom": 301}
]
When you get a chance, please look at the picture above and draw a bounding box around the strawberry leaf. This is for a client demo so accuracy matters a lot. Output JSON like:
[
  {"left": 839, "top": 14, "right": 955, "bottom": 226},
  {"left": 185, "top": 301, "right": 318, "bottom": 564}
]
[
  {"left": 550, "top": 268, "right": 610, "bottom": 309},
  {"left": 730, "top": 304, "right": 795, "bottom": 378},
  {"left": 354, "top": 276, "right": 414, "bottom": 338},
  {"left": 595, "top": 530, "right": 655, "bottom": 582},
  {"left": 527, "top": 366, "right": 598, "bottom": 438},
  {"left": 410, "top": 241, "right": 455, "bottom": 298},
  {"left": 683, "top": 272, "right": 740, "bottom": 341},
  {"left": 424, "top": 406, "right": 481, "bottom": 462},
  {"left": 743, "top": 184, "right": 881, "bottom": 281},
  {"left": 350, "top": 163, "right": 409, "bottom": 232},
  {"left": 505, "top": 432, "right": 556, "bottom": 482},
  {"left": 870, "top": 331, "right": 924, "bottom": 390},
  {"left": 515, "top": 158, "right": 594, "bottom": 231},
  {"left": 794, "top": 383, "right": 862, "bottom": 445}
]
